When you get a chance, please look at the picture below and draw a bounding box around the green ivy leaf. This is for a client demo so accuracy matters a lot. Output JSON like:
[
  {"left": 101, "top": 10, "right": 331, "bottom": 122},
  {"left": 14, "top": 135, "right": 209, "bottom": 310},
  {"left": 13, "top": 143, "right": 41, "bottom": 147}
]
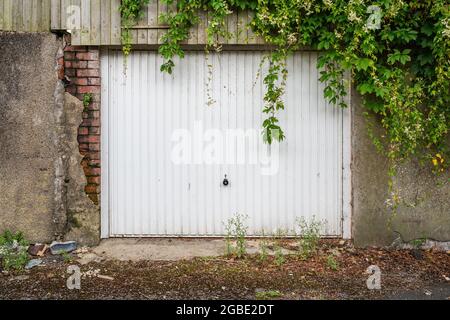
[
  {"left": 355, "top": 58, "right": 374, "bottom": 71},
  {"left": 387, "top": 49, "right": 411, "bottom": 65},
  {"left": 357, "top": 82, "right": 374, "bottom": 95}
]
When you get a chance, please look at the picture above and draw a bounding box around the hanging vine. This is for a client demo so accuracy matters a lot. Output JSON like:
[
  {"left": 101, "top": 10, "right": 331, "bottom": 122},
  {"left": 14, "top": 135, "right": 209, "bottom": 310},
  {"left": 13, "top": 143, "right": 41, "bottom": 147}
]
[
  {"left": 120, "top": 0, "right": 450, "bottom": 182},
  {"left": 120, "top": 0, "right": 151, "bottom": 57}
]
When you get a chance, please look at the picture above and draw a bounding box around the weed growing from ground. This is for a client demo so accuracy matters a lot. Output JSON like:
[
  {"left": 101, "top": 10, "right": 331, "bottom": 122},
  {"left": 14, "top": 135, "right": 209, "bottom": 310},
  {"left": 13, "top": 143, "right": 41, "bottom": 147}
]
[
  {"left": 274, "top": 244, "right": 285, "bottom": 266},
  {"left": 256, "top": 290, "right": 283, "bottom": 300},
  {"left": 409, "top": 237, "right": 427, "bottom": 249},
  {"left": 61, "top": 252, "right": 73, "bottom": 263},
  {"left": 0, "top": 230, "right": 29, "bottom": 271},
  {"left": 258, "top": 230, "right": 269, "bottom": 262},
  {"left": 296, "top": 217, "right": 322, "bottom": 259},
  {"left": 273, "top": 228, "right": 288, "bottom": 266},
  {"left": 326, "top": 254, "right": 339, "bottom": 271},
  {"left": 224, "top": 214, "right": 248, "bottom": 258}
]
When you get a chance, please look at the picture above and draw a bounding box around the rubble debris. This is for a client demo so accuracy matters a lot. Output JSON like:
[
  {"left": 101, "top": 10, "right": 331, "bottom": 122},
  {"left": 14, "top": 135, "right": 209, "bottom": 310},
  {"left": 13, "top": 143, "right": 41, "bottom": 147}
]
[
  {"left": 49, "top": 241, "right": 77, "bottom": 255},
  {"left": 81, "top": 268, "right": 100, "bottom": 278},
  {"left": 25, "top": 259, "right": 43, "bottom": 270},
  {"left": 74, "top": 247, "right": 89, "bottom": 254},
  {"left": 9, "top": 275, "right": 29, "bottom": 281},
  {"left": 28, "top": 244, "right": 48, "bottom": 257},
  {"left": 77, "top": 252, "right": 104, "bottom": 265}
]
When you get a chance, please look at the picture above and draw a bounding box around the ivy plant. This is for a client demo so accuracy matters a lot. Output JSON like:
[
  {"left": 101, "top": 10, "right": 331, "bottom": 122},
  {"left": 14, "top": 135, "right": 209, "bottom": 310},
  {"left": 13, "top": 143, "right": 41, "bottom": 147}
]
[
  {"left": 119, "top": 0, "right": 151, "bottom": 57},
  {"left": 120, "top": 0, "right": 450, "bottom": 191}
]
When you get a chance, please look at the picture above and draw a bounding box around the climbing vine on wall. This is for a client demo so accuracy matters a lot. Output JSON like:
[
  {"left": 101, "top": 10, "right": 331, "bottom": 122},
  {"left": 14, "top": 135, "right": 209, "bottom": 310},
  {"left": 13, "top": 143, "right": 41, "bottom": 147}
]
[
  {"left": 120, "top": 0, "right": 151, "bottom": 57},
  {"left": 120, "top": 0, "right": 450, "bottom": 184}
]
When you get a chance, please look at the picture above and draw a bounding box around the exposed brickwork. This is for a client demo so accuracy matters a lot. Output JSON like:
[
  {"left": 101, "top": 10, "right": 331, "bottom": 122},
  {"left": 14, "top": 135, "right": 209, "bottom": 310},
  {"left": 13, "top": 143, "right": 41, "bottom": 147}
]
[{"left": 62, "top": 38, "right": 101, "bottom": 205}]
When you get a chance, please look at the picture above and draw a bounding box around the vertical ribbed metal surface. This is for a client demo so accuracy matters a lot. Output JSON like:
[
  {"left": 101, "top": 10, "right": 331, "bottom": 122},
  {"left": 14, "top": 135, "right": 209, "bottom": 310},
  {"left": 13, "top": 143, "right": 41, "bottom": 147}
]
[{"left": 104, "top": 50, "right": 346, "bottom": 236}]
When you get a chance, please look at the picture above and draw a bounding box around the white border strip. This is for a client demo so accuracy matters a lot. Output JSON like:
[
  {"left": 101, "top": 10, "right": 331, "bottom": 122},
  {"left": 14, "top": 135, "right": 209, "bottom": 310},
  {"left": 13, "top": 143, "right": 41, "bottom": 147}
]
[{"left": 100, "top": 49, "right": 110, "bottom": 238}]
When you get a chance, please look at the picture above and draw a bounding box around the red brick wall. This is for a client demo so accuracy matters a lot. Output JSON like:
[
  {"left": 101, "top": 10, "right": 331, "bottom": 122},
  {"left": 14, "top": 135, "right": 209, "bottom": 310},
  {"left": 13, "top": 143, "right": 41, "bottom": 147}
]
[{"left": 61, "top": 42, "right": 101, "bottom": 205}]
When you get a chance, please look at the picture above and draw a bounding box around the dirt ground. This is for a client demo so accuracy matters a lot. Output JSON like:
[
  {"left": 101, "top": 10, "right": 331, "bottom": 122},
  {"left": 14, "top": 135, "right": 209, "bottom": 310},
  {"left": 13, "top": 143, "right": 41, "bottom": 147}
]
[{"left": 0, "top": 241, "right": 449, "bottom": 300}]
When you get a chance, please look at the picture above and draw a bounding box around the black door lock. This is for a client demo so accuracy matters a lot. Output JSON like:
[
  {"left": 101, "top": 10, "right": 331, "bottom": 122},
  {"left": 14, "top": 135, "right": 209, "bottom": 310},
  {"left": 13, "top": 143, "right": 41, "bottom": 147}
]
[{"left": 223, "top": 175, "right": 229, "bottom": 186}]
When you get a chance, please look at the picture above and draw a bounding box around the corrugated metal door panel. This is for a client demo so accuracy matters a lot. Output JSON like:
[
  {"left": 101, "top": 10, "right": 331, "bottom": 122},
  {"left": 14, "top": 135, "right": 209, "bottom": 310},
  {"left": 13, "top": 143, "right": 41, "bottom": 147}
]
[{"left": 103, "top": 50, "right": 346, "bottom": 236}]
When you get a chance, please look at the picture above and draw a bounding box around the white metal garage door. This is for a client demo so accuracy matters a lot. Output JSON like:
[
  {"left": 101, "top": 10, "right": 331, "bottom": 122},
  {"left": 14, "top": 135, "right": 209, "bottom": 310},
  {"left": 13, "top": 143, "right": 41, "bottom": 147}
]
[{"left": 101, "top": 50, "right": 351, "bottom": 238}]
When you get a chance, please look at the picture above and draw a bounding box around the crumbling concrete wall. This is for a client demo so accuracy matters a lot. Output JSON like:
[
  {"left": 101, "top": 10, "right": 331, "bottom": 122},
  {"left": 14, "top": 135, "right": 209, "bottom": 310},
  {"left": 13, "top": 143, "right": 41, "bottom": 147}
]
[
  {"left": 64, "top": 93, "right": 100, "bottom": 246},
  {"left": 351, "top": 90, "right": 450, "bottom": 247},
  {"left": 0, "top": 32, "right": 100, "bottom": 245}
]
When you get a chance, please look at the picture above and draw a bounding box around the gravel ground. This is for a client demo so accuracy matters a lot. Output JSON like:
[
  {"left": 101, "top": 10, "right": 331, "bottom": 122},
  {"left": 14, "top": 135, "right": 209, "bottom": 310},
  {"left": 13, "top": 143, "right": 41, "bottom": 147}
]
[{"left": 0, "top": 242, "right": 449, "bottom": 300}]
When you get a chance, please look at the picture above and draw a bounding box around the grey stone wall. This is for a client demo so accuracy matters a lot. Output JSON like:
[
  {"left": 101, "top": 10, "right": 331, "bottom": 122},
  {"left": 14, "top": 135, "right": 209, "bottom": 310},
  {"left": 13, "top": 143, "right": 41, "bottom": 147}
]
[
  {"left": 351, "top": 89, "right": 450, "bottom": 247},
  {"left": 0, "top": 32, "right": 62, "bottom": 242},
  {"left": 0, "top": 32, "right": 100, "bottom": 245}
]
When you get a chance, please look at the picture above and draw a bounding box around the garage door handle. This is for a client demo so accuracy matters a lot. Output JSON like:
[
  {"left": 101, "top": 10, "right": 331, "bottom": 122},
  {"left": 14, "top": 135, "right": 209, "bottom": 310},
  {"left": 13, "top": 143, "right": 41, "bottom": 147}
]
[{"left": 223, "top": 175, "right": 229, "bottom": 186}]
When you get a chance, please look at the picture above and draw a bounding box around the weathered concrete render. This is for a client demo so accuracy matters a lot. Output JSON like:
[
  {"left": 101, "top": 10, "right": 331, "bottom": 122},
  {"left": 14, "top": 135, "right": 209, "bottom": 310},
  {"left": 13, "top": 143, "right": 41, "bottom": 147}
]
[
  {"left": 0, "top": 32, "right": 62, "bottom": 242},
  {"left": 351, "top": 89, "right": 450, "bottom": 247},
  {"left": 92, "top": 238, "right": 301, "bottom": 261},
  {"left": 63, "top": 92, "right": 100, "bottom": 246},
  {"left": 391, "top": 157, "right": 450, "bottom": 243},
  {"left": 0, "top": 32, "right": 100, "bottom": 245}
]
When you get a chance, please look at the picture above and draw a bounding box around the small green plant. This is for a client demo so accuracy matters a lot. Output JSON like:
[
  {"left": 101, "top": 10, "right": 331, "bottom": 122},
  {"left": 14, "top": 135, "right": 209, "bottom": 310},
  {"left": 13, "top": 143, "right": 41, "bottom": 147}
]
[
  {"left": 83, "top": 93, "right": 92, "bottom": 109},
  {"left": 224, "top": 213, "right": 248, "bottom": 258},
  {"left": 296, "top": 217, "right": 322, "bottom": 260},
  {"left": 273, "top": 243, "right": 285, "bottom": 266},
  {"left": 258, "top": 231, "right": 269, "bottom": 262},
  {"left": 0, "top": 230, "right": 29, "bottom": 271},
  {"left": 326, "top": 254, "right": 339, "bottom": 271},
  {"left": 255, "top": 290, "right": 283, "bottom": 300},
  {"left": 259, "top": 243, "right": 268, "bottom": 262},
  {"left": 272, "top": 228, "right": 288, "bottom": 266},
  {"left": 61, "top": 252, "right": 73, "bottom": 263},
  {"left": 409, "top": 237, "right": 427, "bottom": 249},
  {"left": 0, "top": 230, "right": 27, "bottom": 246}
]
